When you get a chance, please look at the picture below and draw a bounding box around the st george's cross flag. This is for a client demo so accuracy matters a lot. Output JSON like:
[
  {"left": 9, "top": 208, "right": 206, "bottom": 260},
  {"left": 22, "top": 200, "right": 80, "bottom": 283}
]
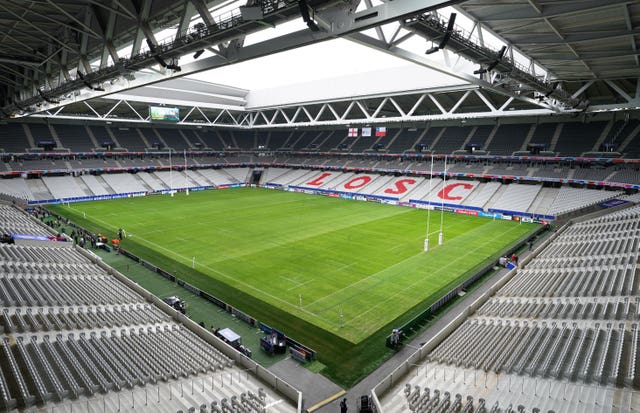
[{"left": 348, "top": 127, "right": 358, "bottom": 137}]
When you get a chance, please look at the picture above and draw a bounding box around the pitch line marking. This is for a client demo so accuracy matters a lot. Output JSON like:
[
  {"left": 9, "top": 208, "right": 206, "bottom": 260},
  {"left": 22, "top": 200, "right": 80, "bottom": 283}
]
[
  {"left": 340, "top": 223, "right": 525, "bottom": 328},
  {"left": 63, "top": 204, "right": 330, "bottom": 321},
  {"left": 286, "top": 279, "right": 313, "bottom": 291},
  {"left": 110, "top": 230, "right": 329, "bottom": 321}
]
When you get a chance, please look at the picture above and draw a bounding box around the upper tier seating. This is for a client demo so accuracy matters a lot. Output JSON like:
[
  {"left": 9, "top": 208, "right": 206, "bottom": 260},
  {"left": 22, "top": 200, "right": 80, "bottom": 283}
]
[{"left": 1, "top": 120, "right": 639, "bottom": 158}]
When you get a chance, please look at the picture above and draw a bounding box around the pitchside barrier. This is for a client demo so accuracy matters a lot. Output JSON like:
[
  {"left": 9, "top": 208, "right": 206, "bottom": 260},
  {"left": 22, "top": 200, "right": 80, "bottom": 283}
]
[{"left": 384, "top": 223, "right": 549, "bottom": 348}]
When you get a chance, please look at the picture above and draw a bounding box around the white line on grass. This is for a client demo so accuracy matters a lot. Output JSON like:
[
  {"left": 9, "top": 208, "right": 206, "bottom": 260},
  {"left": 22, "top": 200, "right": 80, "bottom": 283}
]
[
  {"left": 286, "top": 279, "right": 313, "bottom": 291},
  {"left": 118, "top": 230, "right": 327, "bottom": 321},
  {"left": 340, "top": 223, "right": 524, "bottom": 329},
  {"left": 64, "top": 204, "right": 330, "bottom": 321},
  {"left": 302, "top": 226, "right": 472, "bottom": 309}
]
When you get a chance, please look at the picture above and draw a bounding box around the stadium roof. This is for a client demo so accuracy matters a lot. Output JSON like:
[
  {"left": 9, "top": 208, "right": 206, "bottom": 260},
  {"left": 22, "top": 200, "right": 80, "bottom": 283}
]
[{"left": 1, "top": 0, "right": 638, "bottom": 125}]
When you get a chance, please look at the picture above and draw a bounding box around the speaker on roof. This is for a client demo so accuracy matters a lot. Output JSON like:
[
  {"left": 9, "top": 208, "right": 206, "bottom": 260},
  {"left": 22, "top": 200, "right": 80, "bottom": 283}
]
[{"left": 446, "top": 13, "right": 457, "bottom": 32}]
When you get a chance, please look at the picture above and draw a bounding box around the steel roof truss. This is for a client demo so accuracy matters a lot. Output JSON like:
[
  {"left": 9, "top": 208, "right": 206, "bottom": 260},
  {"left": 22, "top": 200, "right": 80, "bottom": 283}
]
[
  {"left": 605, "top": 80, "right": 633, "bottom": 103},
  {"left": 474, "top": 89, "right": 497, "bottom": 112},
  {"left": 327, "top": 103, "right": 341, "bottom": 121},
  {"left": 83, "top": 101, "right": 101, "bottom": 118},
  {"left": 407, "top": 94, "right": 426, "bottom": 116},
  {"left": 428, "top": 93, "right": 447, "bottom": 115},
  {"left": 449, "top": 89, "right": 471, "bottom": 114},
  {"left": 259, "top": 110, "right": 270, "bottom": 125},
  {"left": 121, "top": 99, "right": 143, "bottom": 119},
  {"left": 103, "top": 99, "right": 124, "bottom": 118},
  {"left": 180, "top": 106, "right": 197, "bottom": 122},
  {"left": 197, "top": 107, "right": 212, "bottom": 123},
  {"left": 355, "top": 101, "right": 371, "bottom": 120},
  {"left": 388, "top": 97, "right": 406, "bottom": 117},
  {"left": 0, "top": 4, "right": 78, "bottom": 57},
  {"left": 278, "top": 108, "right": 290, "bottom": 124}
]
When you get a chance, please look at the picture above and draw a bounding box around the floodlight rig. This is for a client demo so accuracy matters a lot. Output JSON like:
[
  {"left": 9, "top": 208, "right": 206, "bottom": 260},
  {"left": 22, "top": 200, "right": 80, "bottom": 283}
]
[
  {"left": 77, "top": 71, "right": 105, "bottom": 92},
  {"left": 38, "top": 89, "right": 60, "bottom": 105},
  {"left": 147, "top": 39, "right": 182, "bottom": 72},
  {"left": 474, "top": 46, "right": 506, "bottom": 75},
  {"left": 425, "top": 13, "right": 456, "bottom": 54},
  {"left": 404, "top": 11, "right": 586, "bottom": 110}
]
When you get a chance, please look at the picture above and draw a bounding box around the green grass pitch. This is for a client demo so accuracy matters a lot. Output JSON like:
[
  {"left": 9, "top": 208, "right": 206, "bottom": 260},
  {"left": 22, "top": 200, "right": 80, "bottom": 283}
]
[{"left": 49, "top": 187, "right": 537, "bottom": 383}]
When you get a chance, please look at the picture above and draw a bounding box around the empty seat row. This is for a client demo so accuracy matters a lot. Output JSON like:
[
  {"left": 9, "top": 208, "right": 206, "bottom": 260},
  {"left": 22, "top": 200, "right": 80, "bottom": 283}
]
[
  {"left": 427, "top": 318, "right": 639, "bottom": 387},
  {"left": 0, "top": 261, "right": 104, "bottom": 277},
  {"left": 1, "top": 304, "right": 169, "bottom": 333},
  {"left": 498, "top": 266, "right": 638, "bottom": 298},
  {"left": 0, "top": 274, "right": 144, "bottom": 307},
  {"left": 401, "top": 383, "right": 551, "bottom": 413},
  {"left": 477, "top": 297, "right": 640, "bottom": 321},
  {"left": 527, "top": 254, "right": 634, "bottom": 270},
  {"left": 0, "top": 244, "right": 88, "bottom": 264},
  {"left": 0, "top": 327, "right": 233, "bottom": 407}
]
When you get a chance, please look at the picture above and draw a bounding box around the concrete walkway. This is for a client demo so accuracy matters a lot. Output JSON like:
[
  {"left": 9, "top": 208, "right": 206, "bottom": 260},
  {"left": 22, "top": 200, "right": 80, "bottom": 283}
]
[{"left": 268, "top": 357, "right": 344, "bottom": 411}]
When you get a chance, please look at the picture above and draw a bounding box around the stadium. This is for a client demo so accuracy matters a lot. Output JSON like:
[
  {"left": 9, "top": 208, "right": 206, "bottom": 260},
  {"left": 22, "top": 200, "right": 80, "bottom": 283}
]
[{"left": 0, "top": 0, "right": 638, "bottom": 412}]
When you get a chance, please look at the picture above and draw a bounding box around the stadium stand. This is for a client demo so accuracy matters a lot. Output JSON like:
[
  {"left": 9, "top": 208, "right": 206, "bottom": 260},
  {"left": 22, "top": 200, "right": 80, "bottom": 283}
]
[
  {"left": 52, "top": 125, "right": 95, "bottom": 152},
  {"left": 466, "top": 124, "right": 493, "bottom": 151},
  {"left": 412, "top": 126, "right": 443, "bottom": 153},
  {"left": 27, "top": 124, "right": 56, "bottom": 148},
  {"left": 486, "top": 123, "right": 532, "bottom": 155},
  {"left": 318, "top": 131, "right": 347, "bottom": 151},
  {"left": 532, "top": 163, "right": 569, "bottom": 179},
  {"left": 545, "top": 187, "right": 623, "bottom": 216},
  {"left": 527, "top": 123, "right": 557, "bottom": 153},
  {"left": 100, "top": 173, "right": 148, "bottom": 194},
  {"left": 137, "top": 172, "right": 167, "bottom": 191},
  {"left": 487, "top": 183, "right": 541, "bottom": 213},
  {"left": 1, "top": 120, "right": 640, "bottom": 161},
  {"left": 0, "top": 203, "right": 299, "bottom": 413},
  {"left": 112, "top": 128, "right": 149, "bottom": 151},
  {"left": 0, "top": 206, "right": 50, "bottom": 236},
  {"left": 555, "top": 121, "right": 608, "bottom": 156},
  {"left": 0, "top": 124, "right": 29, "bottom": 153},
  {"left": 267, "top": 131, "right": 290, "bottom": 150},
  {"left": 375, "top": 204, "right": 640, "bottom": 413},
  {"left": 155, "top": 128, "right": 191, "bottom": 151},
  {"left": 41, "top": 176, "right": 89, "bottom": 200},
  {"left": 79, "top": 175, "right": 111, "bottom": 196},
  {"left": 572, "top": 165, "right": 614, "bottom": 182},
  {"left": 68, "top": 157, "right": 110, "bottom": 169},
  {"left": 0, "top": 154, "right": 635, "bottom": 220},
  {"left": 609, "top": 168, "right": 640, "bottom": 185},
  {"left": 431, "top": 126, "right": 467, "bottom": 154},
  {"left": 0, "top": 180, "right": 34, "bottom": 202},
  {"left": 619, "top": 121, "right": 640, "bottom": 158},
  {"left": 178, "top": 130, "right": 200, "bottom": 149}
]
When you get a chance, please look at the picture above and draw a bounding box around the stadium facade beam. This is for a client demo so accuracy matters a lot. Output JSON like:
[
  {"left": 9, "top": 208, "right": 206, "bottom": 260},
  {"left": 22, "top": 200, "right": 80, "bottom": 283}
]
[{"left": 2, "top": 0, "right": 464, "bottom": 118}]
